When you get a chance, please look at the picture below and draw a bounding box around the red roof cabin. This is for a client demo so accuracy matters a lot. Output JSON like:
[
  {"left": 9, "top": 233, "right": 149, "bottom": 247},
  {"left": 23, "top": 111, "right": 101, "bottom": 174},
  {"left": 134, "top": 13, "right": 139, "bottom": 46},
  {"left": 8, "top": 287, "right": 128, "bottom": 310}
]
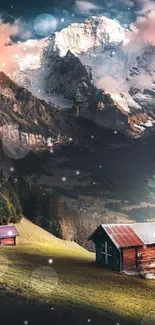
[
  {"left": 0, "top": 225, "right": 19, "bottom": 246},
  {"left": 88, "top": 222, "right": 155, "bottom": 274}
]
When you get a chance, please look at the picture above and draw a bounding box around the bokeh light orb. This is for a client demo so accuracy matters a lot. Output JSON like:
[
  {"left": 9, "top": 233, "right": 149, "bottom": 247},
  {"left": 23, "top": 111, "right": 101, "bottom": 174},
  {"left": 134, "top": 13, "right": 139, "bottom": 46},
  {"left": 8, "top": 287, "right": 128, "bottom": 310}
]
[
  {"left": 30, "top": 266, "right": 58, "bottom": 294},
  {"left": 34, "top": 13, "right": 57, "bottom": 36},
  {"left": 2, "top": 125, "right": 30, "bottom": 160}
]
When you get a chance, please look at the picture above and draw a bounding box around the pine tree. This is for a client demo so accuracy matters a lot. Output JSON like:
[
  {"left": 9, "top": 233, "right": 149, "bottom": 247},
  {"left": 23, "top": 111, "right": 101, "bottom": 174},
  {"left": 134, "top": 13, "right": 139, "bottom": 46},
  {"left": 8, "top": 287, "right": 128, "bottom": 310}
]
[{"left": 0, "top": 193, "right": 12, "bottom": 225}]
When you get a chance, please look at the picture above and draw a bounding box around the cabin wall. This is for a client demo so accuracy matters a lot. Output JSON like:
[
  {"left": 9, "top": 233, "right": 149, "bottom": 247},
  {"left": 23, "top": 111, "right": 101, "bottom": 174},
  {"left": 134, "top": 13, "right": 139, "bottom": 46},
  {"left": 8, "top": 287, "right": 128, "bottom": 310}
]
[
  {"left": 137, "top": 245, "right": 155, "bottom": 269},
  {"left": 92, "top": 228, "right": 121, "bottom": 271},
  {"left": 122, "top": 245, "right": 155, "bottom": 271},
  {"left": 0, "top": 237, "right": 16, "bottom": 246},
  {"left": 122, "top": 248, "right": 136, "bottom": 270}
]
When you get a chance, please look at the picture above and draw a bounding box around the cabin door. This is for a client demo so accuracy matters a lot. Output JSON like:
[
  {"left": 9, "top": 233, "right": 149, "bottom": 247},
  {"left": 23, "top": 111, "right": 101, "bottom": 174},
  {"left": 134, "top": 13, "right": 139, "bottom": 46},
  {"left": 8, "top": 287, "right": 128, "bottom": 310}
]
[{"left": 122, "top": 248, "right": 137, "bottom": 270}]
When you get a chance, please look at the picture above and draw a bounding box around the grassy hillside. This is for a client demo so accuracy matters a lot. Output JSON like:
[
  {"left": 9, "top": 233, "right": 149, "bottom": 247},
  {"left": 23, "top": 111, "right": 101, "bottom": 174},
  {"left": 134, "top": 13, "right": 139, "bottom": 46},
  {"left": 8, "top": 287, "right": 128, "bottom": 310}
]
[
  {"left": 15, "top": 217, "right": 86, "bottom": 250},
  {"left": 0, "top": 218, "right": 155, "bottom": 325}
]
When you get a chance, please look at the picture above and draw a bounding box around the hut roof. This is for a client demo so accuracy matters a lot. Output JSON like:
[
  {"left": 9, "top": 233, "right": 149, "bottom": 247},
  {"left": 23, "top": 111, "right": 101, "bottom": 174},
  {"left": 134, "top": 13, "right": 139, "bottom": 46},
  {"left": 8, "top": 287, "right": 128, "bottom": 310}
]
[
  {"left": 0, "top": 225, "right": 19, "bottom": 239},
  {"left": 88, "top": 222, "right": 155, "bottom": 249}
]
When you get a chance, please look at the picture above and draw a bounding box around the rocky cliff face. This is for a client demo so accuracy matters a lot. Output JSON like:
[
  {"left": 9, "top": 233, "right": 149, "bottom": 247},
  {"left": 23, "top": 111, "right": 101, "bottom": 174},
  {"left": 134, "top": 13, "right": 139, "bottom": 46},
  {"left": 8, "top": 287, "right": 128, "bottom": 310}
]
[
  {"left": 0, "top": 71, "right": 103, "bottom": 162},
  {"left": 13, "top": 16, "right": 155, "bottom": 138},
  {"left": 0, "top": 71, "right": 81, "bottom": 160}
]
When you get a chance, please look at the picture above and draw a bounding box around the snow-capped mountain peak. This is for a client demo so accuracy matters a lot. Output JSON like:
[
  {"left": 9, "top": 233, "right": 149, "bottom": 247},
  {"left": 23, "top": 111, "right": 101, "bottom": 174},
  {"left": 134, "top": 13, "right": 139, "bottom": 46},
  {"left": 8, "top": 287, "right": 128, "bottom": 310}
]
[
  {"left": 13, "top": 15, "right": 155, "bottom": 138},
  {"left": 49, "top": 16, "right": 128, "bottom": 57}
]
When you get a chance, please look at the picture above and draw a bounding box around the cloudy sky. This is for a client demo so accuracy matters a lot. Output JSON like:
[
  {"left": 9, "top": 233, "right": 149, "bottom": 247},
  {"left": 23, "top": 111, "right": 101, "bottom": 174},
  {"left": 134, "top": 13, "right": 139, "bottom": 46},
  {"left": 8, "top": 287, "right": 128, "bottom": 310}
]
[
  {"left": 0, "top": 0, "right": 155, "bottom": 34},
  {"left": 0, "top": 0, "right": 155, "bottom": 75}
]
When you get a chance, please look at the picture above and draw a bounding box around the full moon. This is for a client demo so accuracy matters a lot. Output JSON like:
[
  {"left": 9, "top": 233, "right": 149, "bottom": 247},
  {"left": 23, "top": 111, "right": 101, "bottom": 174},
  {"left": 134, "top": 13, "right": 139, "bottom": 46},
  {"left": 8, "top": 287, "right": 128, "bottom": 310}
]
[{"left": 34, "top": 13, "right": 57, "bottom": 36}]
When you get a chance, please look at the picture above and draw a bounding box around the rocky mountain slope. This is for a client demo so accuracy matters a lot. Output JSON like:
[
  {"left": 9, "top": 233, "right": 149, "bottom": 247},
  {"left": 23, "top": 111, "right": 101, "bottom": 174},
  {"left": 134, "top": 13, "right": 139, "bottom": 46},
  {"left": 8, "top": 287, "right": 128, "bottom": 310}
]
[
  {"left": 0, "top": 71, "right": 91, "bottom": 160},
  {"left": 0, "top": 71, "right": 58, "bottom": 158},
  {"left": 13, "top": 16, "right": 155, "bottom": 138}
]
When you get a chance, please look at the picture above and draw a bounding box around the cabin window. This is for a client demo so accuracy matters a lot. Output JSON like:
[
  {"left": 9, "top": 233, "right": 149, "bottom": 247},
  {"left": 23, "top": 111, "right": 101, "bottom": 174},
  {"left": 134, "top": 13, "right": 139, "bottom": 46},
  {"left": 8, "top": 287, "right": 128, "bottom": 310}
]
[
  {"left": 108, "top": 245, "right": 112, "bottom": 255},
  {"left": 101, "top": 243, "right": 105, "bottom": 253},
  {"left": 101, "top": 243, "right": 112, "bottom": 255}
]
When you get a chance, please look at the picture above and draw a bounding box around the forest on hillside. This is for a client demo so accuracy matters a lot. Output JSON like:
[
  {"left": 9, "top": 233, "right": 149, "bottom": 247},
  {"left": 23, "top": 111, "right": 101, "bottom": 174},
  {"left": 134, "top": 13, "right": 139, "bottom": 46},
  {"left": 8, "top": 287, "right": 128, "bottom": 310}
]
[
  {"left": 1, "top": 167, "right": 155, "bottom": 250},
  {"left": 0, "top": 170, "right": 101, "bottom": 249}
]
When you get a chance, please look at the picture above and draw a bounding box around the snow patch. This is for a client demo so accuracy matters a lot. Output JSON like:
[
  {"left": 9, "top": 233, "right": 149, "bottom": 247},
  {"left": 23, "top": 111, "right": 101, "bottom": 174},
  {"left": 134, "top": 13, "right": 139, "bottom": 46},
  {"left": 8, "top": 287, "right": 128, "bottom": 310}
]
[
  {"left": 143, "top": 120, "right": 155, "bottom": 127},
  {"left": 134, "top": 124, "right": 145, "bottom": 131},
  {"left": 145, "top": 273, "right": 155, "bottom": 279}
]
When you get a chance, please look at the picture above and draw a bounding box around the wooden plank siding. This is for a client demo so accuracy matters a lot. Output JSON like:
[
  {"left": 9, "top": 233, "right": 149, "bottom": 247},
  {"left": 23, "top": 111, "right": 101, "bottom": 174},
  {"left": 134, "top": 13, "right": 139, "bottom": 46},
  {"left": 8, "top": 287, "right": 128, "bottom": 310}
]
[
  {"left": 122, "top": 248, "right": 137, "bottom": 270},
  {"left": 122, "top": 245, "right": 155, "bottom": 272},
  {"left": 137, "top": 245, "right": 155, "bottom": 269},
  {"left": 0, "top": 237, "right": 16, "bottom": 246}
]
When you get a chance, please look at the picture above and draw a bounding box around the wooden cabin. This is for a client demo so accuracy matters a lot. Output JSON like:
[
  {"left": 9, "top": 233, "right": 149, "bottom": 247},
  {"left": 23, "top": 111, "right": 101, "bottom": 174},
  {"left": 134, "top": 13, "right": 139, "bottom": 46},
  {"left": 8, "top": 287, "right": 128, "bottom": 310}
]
[
  {"left": 0, "top": 225, "right": 19, "bottom": 246},
  {"left": 88, "top": 222, "right": 155, "bottom": 273}
]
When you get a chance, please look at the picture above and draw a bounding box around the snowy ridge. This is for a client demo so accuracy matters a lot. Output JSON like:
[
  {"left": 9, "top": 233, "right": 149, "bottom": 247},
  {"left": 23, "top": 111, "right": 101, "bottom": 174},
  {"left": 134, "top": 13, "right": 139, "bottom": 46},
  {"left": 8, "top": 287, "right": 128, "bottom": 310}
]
[{"left": 49, "top": 16, "right": 127, "bottom": 57}]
